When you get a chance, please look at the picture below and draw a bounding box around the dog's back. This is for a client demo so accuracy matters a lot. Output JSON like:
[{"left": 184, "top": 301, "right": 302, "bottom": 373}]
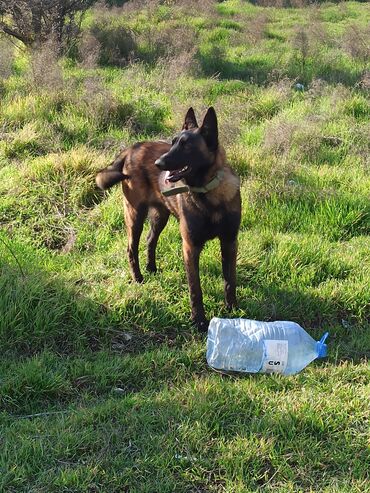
[{"left": 96, "top": 141, "right": 170, "bottom": 202}]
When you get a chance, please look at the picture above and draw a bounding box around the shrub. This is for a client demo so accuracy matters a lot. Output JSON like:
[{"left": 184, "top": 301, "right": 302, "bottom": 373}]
[
  {"left": 136, "top": 23, "right": 198, "bottom": 66},
  {"left": 291, "top": 26, "right": 310, "bottom": 75},
  {"left": 78, "top": 32, "right": 101, "bottom": 68},
  {"left": 0, "top": 0, "right": 95, "bottom": 50},
  {"left": 27, "top": 38, "right": 64, "bottom": 93},
  {"left": 88, "top": 3, "right": 137, "bottom": 66},
  {"left": 79, "top": 76, "right": 134, "bottom": 130},
  {"left": 54, "top": 76, "right": 135, "bottom": 144}
]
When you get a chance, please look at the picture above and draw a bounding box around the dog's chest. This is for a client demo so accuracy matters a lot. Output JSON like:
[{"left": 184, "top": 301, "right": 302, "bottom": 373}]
[
  {"left": 182, "top": 198, "right": 239, "bottom": 244},
  {"left": 210, "top": 210, "right": 223, "bottom": 223}
]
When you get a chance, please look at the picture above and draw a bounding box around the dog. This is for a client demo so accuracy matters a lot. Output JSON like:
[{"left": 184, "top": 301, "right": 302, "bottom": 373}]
[{"left": 95, "top": 107, "right": 241, "bottom": 331}]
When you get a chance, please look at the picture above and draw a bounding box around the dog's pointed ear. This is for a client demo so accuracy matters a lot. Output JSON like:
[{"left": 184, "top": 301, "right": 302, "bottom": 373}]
[
  {"left": 200, "top": 107, "right": 218, "bottom": 151},
  {"left": 182, "top": 107, "right": 198, "bottom": 130}
]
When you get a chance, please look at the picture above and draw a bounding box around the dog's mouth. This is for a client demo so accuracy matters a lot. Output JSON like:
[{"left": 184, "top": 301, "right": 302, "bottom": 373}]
[{"left": 165, "top": 165, "right": 191, "bottom": 183}]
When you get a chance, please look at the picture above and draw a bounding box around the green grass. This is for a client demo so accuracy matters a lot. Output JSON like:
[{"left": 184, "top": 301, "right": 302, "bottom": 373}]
[{"left": 0, "top": 0, "right": 369, "bottom": 491}]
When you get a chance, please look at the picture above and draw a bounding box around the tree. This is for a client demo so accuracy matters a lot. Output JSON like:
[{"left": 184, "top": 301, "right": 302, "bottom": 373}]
[{"left": 0, "top": 0, "right": 95, "bottom": 49}]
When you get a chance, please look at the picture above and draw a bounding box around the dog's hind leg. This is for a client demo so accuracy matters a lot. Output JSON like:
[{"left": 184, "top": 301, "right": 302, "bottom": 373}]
[
  {"left": 146, "top": 204, "right": 170, "bottom": 273},
  {"left": 124, "top": 201, "right": 147, "bottom": 283}
]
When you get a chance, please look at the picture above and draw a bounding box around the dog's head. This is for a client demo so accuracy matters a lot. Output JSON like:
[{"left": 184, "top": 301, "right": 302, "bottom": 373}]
[{"left": 155, "top": 107, "right": 218, "bottom": 183}]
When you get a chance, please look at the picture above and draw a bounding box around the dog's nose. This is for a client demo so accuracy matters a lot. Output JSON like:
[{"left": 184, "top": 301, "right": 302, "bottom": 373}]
[{"left": 155, "top": 157, "right": 165, "bottom": 169}]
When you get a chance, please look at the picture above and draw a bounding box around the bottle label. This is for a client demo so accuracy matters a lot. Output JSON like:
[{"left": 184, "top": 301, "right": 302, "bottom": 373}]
[{"left": 262, "top": 340, "right": 288, "bottom": 374}]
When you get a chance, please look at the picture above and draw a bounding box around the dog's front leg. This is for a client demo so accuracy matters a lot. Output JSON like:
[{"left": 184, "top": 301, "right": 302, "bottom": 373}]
[
  {"left": 220, "top": 237, "right": 238, "bottom": 311},
  {"left": 182, "top": 238, "right": 208, "bottom": 332}
]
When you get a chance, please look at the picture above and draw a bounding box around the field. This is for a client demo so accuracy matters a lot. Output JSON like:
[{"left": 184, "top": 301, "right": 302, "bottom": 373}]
[{"left": 0, "top": 0, "right": 369, "bottom": 491}]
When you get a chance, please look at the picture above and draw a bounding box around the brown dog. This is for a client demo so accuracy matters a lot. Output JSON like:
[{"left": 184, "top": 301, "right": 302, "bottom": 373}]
[{"left": 96, "top": 107, "right": 241, "bottom": 331}]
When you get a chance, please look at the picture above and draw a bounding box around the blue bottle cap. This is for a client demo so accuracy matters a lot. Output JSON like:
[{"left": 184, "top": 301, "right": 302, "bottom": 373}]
[{"left": 316, "top": 332, "right": 329, "bottom": 358}]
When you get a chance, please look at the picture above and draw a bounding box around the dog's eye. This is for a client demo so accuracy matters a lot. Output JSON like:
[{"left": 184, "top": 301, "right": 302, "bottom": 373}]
[
  {"left": 181, "top": 139, "right": 191, "bottom": 151},
  {"left": 178, "top": 138, "right": 188, "bottom": 147}
]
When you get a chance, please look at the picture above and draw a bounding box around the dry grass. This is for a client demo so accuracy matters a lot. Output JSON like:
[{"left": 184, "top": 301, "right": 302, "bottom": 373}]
[
  {"left": 88, "top": 2, "right": 137, "bottom": 66},
  {"left": 78, "top": 32, "right": 101, "bottom": 69},
  {"left": 264, "top": 112, "right": 327, "bottom": 163},
  {"left": 291, "top": 17, "right": 331, "bottom": 74},
  {"left": 343, "top": 23, "right": 370, "bottom": 61},
  {"left": 174, "top": 0, "right": 217, "bottom": 17},
  {"left": 0, "top": 38, "right": 14, "bottom": 81},
  {"left": 28, "top": 38, "right": 64, "bottom": 92},
  {"left": 306, "top": 78, "right": 329, "bottom": 100},
  {"left": 79, "top": 75, "right": 130, "bottom": 130},
  {"left": 264, "top": 120, "right": 299, "bottom": 155},
  {"left": 358, "top": 71, "right": 370, "bottom": 91},
  {"left": 86, "top": 2, "right": 199, "bottom": 68},
  {"left": 292, "top": 26, "right": 310, "bottom": 67},
  {"left": 227, "top": 12, "right": 269, "bottom": 50},
  {"left": 248, "top": 0, "right": 343, "bottom": 6},
  {"left": 307, "top": 15, "right": 330, "bottom": 47},
  {"left": 245, "top": 12, "right": 270, "bottom": 43},
  {"left": 136, "top": 22, "right": 198, "bottom": 67},
  {"left": 81, "top": 75, "right": 116, "bottom": 124}
]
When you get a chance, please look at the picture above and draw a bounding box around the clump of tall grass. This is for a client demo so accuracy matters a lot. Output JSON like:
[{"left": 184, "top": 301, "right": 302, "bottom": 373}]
[
  {"left": 342, "top": 23, "right": 370, "bottom": 62},
  {"left": 244, "top": 12, "right": 270, "bottom": 43},
  {"left": 79, "top": 75, "right": 134, "bottom": 130},
  {"left": 1, "top": 146, "right": 107, "bottom": 250},
  {"left": 87, "top": 2, "right": 137, "bottom": 66},
  {"left": 248, "top": 0, "right": 346, "bottom": 6},
  {"left": 264, "top": 113, "right": 350, "bottom": 166},
  {"left": 1, "top": 92, "right": 66, "bottom": 130},
  {"left": 83, "top": 1, "right": 200, "bottom": 72},
  {"left": 359, "top": 71, "right": 370, "bottom": 91},
  {"left": 27, "top": 38, "right": 64, "bottom": 93},
  {"left": 3, "top": 122, "right": 56, "bottom": 159},
  {"left": 135, "top": 22, "right": 198, "bottom": 69},
  {"left": 249, "top": 82, "right": 292, "bottom": 122},
  {"left": 78, "top": 32, "right": 101, "bottom": 68},
  {"left": 263, "top": 120, "right": 300, "bottom": 156},
  {"left": 0, "top": 38, "right": 14, "bottom": 82}
]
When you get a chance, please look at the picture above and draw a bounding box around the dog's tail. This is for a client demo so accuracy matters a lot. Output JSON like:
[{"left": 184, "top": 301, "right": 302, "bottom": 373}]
[{"left": 95, "top": 149, "right": 130, "bottom": 190}]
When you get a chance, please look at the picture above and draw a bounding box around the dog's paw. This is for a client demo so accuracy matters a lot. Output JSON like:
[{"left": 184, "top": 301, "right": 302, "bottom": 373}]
[
  {"left": 226, "top": 299, "right": 237, "bottom": 311},
  {"left": 193, "top": 318, "right": 209, "bottom": 333},
  {"left": 146, "top": 263, "right": 157, "bottom": 274},
  {"left": 133, "top": 274, "right": 144, "bottom": 283}
]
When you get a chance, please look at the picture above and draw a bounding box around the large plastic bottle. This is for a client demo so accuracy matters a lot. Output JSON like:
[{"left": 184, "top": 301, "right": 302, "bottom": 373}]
[{"left": 206, "top": 318, "right": 328, "bottom": 375}]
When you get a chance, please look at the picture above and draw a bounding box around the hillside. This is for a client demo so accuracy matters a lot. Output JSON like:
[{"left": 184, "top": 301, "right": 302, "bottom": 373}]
[{"left": 0, "top": 1, "right": 369, "bottom": 491}]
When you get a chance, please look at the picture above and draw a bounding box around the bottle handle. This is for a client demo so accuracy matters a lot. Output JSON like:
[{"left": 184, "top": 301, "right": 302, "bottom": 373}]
[{"left": 316, "top": 331, "right": 329, "bottom": 358}]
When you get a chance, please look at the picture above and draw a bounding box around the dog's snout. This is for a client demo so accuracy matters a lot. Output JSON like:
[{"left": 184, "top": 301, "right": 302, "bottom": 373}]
[{"left": 155, "top": 157, "right": 165, "bottom": 169}]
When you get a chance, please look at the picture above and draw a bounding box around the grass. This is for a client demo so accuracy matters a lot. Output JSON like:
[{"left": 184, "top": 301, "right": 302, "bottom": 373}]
[{"left": 0, "top": 0, "right": 369, "bottom": 491}]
